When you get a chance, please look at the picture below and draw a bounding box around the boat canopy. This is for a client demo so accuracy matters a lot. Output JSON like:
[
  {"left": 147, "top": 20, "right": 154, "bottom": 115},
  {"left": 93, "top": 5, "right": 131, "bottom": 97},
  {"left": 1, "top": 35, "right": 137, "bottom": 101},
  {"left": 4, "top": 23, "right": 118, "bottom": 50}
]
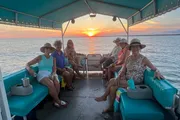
[{"left": 0, "top": 0, "right": 180, "bottom": 30}]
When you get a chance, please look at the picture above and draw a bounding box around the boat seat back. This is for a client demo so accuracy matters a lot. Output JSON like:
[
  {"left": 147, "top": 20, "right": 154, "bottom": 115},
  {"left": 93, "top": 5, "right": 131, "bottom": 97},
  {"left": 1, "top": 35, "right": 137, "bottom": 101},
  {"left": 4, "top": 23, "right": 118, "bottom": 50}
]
[
  {"left": 144, "top": 69, "right": 178, "bottom": 109},
  {"left": 87, "top": 54, "right": 102, "bottom": 71}
]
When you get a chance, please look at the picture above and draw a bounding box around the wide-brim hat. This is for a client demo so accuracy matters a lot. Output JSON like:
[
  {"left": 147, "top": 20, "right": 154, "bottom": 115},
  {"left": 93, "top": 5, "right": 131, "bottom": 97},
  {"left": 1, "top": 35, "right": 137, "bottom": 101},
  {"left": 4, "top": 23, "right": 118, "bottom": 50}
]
[
  {"left": 113, "top": 38, "right": 121, "bottom": 43},
  {"left": 40, "top": 43, "right": 55, "bottom": 53},
  {"left": 128, "top": 38, "right": 146, "bottom": 50},
  {"left": 119, "top": 38, "right": 128, "bottom": 44}
]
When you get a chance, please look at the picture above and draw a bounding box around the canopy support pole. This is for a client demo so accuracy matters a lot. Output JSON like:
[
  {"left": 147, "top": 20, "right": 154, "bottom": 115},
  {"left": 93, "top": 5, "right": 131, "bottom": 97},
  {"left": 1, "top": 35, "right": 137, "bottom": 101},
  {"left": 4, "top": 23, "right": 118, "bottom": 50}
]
[
  {"left": 0, "top": 68, "right": 11, "bottom": 120},
  {"left": 118, "top": 18, "right": 129, "bottom": 42},
  {"left": 118, "top": 18, "right": 128, "bottom": 35},
  {"left": 61, "top": 20, "right": 71, "bottom": 51},
  {"left": 84, "top": 0, "right": 94, "bottom": 13},
  {"left": 127, "top": 21, "right": 129, "bottom": 42},
  {"left": 153, "top": 0, "right": 157, "bottom": 15}
]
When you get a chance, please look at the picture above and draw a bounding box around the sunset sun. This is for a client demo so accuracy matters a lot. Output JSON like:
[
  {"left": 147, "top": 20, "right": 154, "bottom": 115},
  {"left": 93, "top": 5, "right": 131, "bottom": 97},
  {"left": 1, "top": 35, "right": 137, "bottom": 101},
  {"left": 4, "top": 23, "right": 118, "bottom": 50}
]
[
  {"left": 87, "top": 31, "right": 95, "bottom": 37},
  {"left": 83, "top": 28, "right": 99, "bottom": 37}
]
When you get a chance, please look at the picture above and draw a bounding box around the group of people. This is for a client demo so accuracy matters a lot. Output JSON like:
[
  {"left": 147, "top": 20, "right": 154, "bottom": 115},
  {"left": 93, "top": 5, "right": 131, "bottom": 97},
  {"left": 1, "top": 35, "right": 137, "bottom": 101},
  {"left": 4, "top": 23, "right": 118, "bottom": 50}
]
[
  {"left": 26, "top": 39, "right": 83, "bottom": 108},
  {"left": 95, "top": 38, "right": 164, "bottom": 113},
  {"left": 26, "top": 37, "right": 164, "bottom": 112}
]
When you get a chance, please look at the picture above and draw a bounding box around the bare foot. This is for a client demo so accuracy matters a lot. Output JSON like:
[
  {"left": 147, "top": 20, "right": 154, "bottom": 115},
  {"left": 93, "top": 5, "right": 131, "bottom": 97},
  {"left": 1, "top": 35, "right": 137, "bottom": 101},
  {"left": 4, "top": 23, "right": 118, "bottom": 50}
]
[{"left": 95, "top": 96, "right": 107, "bottom": 102}]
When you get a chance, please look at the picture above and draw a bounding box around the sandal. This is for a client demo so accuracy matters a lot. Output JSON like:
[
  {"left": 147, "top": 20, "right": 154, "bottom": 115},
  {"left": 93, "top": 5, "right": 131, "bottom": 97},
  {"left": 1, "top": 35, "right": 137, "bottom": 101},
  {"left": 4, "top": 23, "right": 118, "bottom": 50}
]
[
  {"left": 59, "top": 100, "right": 68, "bottom": 107},
  {"left": 53, "top": 100, "right": 68, "bottom": 108}
]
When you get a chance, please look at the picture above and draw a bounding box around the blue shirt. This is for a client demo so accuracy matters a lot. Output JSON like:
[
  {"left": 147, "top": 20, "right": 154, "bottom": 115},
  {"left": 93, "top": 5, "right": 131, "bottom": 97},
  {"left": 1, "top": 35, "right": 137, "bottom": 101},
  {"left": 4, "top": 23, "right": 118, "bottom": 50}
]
[
  {"left": 38, "top": 55, "right": 53, "bottom": 72},
  {"left": 51, "top": 50, "right": 65, "bottom": 69}
]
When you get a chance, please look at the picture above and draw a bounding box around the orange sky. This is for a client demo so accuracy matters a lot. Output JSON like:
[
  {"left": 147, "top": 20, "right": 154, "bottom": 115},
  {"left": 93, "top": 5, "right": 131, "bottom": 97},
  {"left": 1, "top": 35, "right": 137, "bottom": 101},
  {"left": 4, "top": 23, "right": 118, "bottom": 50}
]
[{"left": 0, "top": 8, "right": 180, "bottom": 38}]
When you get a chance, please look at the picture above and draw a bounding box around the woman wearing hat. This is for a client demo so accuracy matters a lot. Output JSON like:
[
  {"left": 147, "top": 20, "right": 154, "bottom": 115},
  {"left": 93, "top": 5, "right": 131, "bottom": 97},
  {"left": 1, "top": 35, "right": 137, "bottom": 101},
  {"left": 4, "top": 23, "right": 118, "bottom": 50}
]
[
  {"left": 26, "top": 43, "right": 67, "bottom": 108},
  {"left": 95, "top": 38, "right": 164, "bottom": 112},
  {"left": 107, "top": 38, "right": 130, "bottom": 81}
]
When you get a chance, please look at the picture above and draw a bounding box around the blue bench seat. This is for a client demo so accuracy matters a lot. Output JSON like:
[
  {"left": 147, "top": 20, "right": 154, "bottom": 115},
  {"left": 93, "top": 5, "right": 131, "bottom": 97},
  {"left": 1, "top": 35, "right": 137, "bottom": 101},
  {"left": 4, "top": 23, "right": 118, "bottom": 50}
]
[
  {"left": 120, "top": 92, "right": 164, "bottom": 120},
  {"left": 7, "top": 81, "right": 48, "bottom": 116},
  {"left": 115, "top": 69, "right": 178, "bottom": 120},
  {"left": 3, "top": 66, "right": 51, "bottom": 117}
]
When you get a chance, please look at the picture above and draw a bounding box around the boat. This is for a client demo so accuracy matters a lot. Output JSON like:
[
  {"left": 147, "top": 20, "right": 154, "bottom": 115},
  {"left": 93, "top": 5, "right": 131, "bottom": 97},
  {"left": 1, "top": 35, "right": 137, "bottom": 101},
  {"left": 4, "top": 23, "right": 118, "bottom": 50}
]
[{"left": 0, "top": 0, "right": 180, "bottom": 120}]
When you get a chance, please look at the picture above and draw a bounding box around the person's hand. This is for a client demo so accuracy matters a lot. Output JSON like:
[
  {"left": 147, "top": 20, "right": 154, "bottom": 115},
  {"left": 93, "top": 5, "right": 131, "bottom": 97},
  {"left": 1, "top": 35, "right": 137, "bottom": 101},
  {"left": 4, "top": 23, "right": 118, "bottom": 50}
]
[
  {"left": 117, "top": 73, "right": 125, "bottom": 86},
  {"left": 28, "top": 69, "right": 36, "bottom": 77},
  {"left": 155, "top": 71, "right": 164, "bottom": 80},
  {"left": 62, "top": 68, "right": 66, "bottom": 72}
]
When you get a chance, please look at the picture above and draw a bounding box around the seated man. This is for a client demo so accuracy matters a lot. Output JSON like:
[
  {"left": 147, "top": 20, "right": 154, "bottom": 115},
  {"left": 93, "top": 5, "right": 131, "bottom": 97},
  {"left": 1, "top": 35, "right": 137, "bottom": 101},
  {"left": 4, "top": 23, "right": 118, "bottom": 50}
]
[
  {"left": 96, "top": 38, "right": 121, "bottom": 69},
  {"left": 52, "top": 40, "right": 74, "bottom": 91},
  {"left": 106, "top": 38, "right": 130, "bottom": 81}
]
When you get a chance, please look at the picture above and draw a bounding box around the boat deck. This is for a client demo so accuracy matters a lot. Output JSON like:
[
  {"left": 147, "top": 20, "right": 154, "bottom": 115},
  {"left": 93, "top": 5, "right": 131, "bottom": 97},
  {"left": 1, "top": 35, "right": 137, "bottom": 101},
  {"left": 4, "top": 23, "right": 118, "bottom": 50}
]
[{"left": 36, "top": 78, "right": 121, "bottom": 120}]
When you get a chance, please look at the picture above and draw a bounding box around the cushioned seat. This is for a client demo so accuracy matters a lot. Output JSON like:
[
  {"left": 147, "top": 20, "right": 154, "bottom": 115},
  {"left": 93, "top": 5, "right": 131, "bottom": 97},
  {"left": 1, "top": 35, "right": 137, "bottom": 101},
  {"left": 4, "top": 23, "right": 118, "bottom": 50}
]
[
  {"left": 120, "top": 93, "right": 164, "bottom": 120},
  {"left": 8, "top": 81, "right": 48, "bottom": 116},
  {"left": 144, "top": 69, "right": 177, "bottom": 109}
]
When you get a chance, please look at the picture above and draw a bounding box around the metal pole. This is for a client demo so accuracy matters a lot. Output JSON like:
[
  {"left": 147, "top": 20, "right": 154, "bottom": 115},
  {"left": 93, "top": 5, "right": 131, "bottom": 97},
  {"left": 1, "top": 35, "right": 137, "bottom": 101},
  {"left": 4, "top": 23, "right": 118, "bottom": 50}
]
[
  {"left": 63, "top": 20, "right": 70, "bottom": 36},
  {"left": 61, "top": 20, "right": 71, "bottom": 52},
  {"left": 127, "top": 20, "right": 129, "bottom": 42},
  {"left": 0, "top": 68, "right": 11, "bottom": 120},
  {"left": 118, "top": 18, "right": 128, "bottom": 34},
  {"left": 61, "top": 28, "right": 65, "bottom": 52}
]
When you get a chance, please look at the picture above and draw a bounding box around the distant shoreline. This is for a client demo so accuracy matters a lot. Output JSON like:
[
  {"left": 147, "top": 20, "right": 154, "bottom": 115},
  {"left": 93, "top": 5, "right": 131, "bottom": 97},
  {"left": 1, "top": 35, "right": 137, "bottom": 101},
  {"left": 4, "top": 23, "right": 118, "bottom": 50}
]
[{"left": 66, "top": 34, "right": 180, "bottom": 38}]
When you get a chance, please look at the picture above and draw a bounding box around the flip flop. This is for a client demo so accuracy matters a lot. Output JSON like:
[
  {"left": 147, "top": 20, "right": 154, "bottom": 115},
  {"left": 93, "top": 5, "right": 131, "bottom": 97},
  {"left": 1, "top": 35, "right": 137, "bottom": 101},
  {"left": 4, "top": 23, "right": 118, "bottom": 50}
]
[
  {"left": 59, "top": 100, "right": 68, "bottom": 107},
  {"left": 53, "top": 100, "right": 68, "bottom": 108}
]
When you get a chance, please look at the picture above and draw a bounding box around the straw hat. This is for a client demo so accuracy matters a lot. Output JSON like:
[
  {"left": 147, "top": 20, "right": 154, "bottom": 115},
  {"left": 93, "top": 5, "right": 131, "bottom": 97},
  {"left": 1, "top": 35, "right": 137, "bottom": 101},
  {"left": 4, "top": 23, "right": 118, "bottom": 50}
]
[
  {"left": 119, "top": 38, "right": 128, "bottom": 44},
  {"left": 128, "top": 38, "right": 146, "bottom": 50},
  {"left": 113, "top": 38, "right": 121, "bottom": 43},
  {"left": 40, "top": 43, "right": 55, "bottom": 53}
]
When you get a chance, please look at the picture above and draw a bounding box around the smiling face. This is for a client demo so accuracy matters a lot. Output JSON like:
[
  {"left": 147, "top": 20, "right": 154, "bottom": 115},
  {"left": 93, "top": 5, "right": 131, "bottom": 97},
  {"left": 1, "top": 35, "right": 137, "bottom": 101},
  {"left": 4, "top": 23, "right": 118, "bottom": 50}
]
[
  {"left": 67, "top": 40, "right": 74, "bottom": 48},
  {"left": 120, "top": 43, "right": 127, "bottom": 49},
  {"left": 130, "top": 45, "right": 141, "bottom": 55},
  {"left": 44, "top": 47, "right": 52, "bottom": 54},
  {"left": 54, "top": 42, "right": 62, "bottom": 52}
]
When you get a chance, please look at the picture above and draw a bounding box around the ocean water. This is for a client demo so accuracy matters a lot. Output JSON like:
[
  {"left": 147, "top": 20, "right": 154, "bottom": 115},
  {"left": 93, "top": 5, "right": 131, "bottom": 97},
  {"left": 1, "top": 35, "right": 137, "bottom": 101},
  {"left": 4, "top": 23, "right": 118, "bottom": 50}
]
[{"left": 0, "top": 36, "right": 180, "bottom": 89}]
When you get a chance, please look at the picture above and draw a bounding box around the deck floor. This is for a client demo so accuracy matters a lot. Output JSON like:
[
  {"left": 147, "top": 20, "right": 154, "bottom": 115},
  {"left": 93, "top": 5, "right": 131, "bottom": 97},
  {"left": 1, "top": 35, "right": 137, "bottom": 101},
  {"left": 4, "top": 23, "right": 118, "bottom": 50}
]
[{"left": 36, "top": 78, "right": 121, "bottom": 120}]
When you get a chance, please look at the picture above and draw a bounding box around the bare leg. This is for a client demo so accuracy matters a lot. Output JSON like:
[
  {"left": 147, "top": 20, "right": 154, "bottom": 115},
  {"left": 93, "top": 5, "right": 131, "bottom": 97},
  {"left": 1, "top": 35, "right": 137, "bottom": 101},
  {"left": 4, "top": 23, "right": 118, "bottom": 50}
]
[
  {"left": 62, "top": 71, "right": 72, "bottom": 87},
  {"left": 95, "top": 78, "right": 116, "bottom": 102},
  {"left": 102, "top": 86, "right": 118, "bottom": 113},
  {"left": 74, "top": 65, "right": 84, "bottom": 79},
  {"left": 66, "top": 68, "right": 74, "bottom": 81},
  {"left": 53, "top": 78, "right": 60, "bottom": 94},
  {"left": 40, "top": 78, "right": 61, "bottom": 104},
  {"left": 107, "top": 67, "right": 112, "bottom": 81}
]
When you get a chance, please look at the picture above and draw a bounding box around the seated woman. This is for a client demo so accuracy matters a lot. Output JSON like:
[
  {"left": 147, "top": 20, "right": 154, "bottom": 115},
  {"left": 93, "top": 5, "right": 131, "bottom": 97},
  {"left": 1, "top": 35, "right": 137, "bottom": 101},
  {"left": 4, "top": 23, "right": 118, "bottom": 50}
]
[
  {"left": 106, "top": 38, "right": 130, "bottom": 81},
  {"left": 95, "top": 38, "right": 164, "bottom": 112},
  {"left": 52, "top": 40, "right": 74, "bottom": 91},
  {"left": 65, "top": 39, "right": 84, "bottom": 79},
  {"left": 26, "top": 43, "right": 67, "bottom": 108}
]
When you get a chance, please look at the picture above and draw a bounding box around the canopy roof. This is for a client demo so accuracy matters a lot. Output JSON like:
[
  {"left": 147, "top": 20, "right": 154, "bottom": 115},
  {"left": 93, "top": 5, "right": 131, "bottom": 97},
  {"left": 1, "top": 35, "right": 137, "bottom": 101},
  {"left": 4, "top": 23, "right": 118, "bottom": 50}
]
[{"left": 0, "top": 0, "right": 179, "bottom": 30}]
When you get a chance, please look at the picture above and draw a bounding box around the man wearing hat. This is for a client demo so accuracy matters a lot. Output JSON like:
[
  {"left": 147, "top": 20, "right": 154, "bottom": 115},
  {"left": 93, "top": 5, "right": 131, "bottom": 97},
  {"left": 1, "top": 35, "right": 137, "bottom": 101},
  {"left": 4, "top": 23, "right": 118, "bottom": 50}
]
[
  {"left": 96, "top": 38, "right": 122, "bottom": 69},
  {"left": 107, "top": 38, "right": 130, "bottom": 81}
]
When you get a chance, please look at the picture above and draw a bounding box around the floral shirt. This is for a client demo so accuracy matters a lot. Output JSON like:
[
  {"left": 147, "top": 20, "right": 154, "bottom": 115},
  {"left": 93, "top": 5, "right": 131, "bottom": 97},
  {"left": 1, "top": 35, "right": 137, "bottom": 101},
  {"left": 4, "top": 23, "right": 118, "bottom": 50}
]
[{"left": 126, "top": 54, "right": 146, "bottom": 84}]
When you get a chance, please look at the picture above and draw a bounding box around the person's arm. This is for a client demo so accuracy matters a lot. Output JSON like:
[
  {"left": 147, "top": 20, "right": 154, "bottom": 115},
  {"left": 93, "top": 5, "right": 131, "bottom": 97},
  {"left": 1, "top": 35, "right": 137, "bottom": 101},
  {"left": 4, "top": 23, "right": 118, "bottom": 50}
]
[
  {"left": 26, "top": 55, "right": 41, "bottom": 77},
  {"left": 53, "top": 58, "right": 57, "bottom": 73},
  {"left": 143, "top": 57, "right": 164, "bottom": 79},
  {"left": 116, "top": 49, "right": 130, "bottom": 66}
]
